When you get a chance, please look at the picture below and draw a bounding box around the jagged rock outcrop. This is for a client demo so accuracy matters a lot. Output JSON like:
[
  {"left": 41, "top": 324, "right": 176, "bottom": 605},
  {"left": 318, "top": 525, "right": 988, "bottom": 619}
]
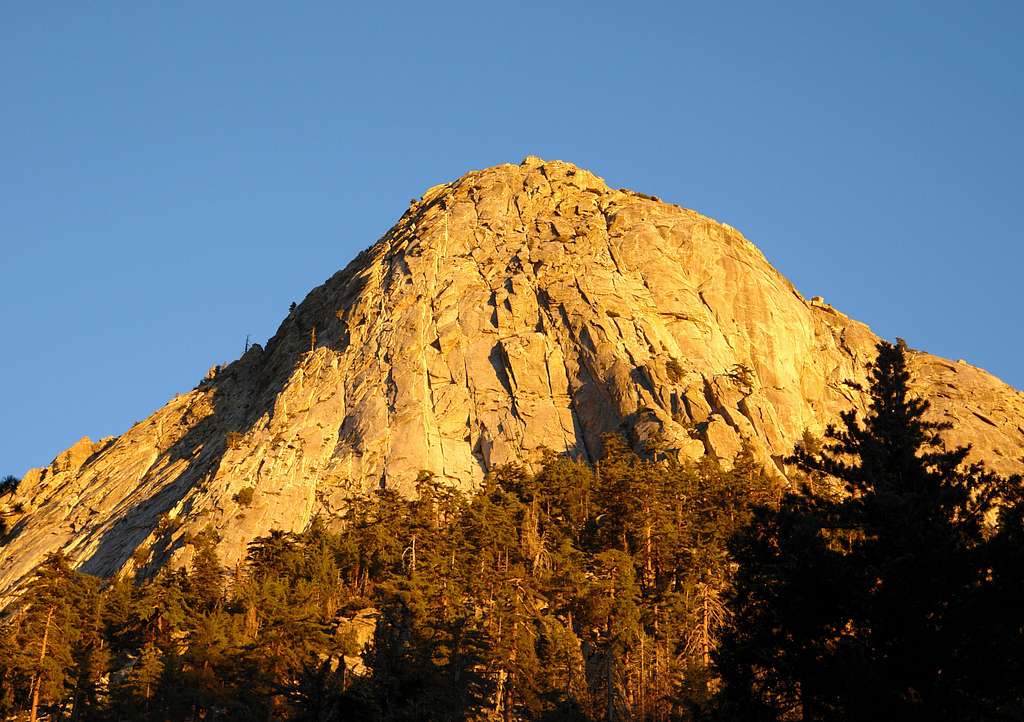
[{"left": 2, "top": 156, "right": 1022, "bottom": 602}]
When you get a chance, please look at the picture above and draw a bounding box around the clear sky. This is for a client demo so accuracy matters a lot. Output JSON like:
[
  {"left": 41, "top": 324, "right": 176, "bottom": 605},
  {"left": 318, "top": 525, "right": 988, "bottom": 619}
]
[{"left": 2, "top": 2, "right": 1021, "bottom": 477}]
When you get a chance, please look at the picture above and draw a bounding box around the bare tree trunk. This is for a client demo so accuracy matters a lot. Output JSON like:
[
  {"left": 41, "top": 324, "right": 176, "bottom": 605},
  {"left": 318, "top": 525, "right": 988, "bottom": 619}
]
[
  {"left": 702, "top": 589, "right": 711, "bottom": 668},
  {"left": 605, "top": 653, "right": 615, "bottom": 722},
  {"left": 494, "top": 668, "right": 507, "bottom": 720},
  {"left": 493, "top": 614, "right": 505, "bottom": 719},
  {"left": 29, "top": 605, "right": 55, "bottom": 722},
  {"left": 644, "top": 523, "right": 653, "bottom": 586},
  {"left": 640, "top": 633, "right": 646, "bottom": 721}
]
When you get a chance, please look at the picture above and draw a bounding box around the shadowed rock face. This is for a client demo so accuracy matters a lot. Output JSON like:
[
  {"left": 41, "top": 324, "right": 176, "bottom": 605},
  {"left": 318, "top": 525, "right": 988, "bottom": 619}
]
[{"left": 2, "top": 157, "right": 1022, "bottom": 601}]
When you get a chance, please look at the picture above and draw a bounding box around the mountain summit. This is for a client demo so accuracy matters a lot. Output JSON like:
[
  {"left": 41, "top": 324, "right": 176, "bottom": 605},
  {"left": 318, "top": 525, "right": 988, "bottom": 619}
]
[{"left": 2, "top": 157, "right": 1022, "bottom": 600}]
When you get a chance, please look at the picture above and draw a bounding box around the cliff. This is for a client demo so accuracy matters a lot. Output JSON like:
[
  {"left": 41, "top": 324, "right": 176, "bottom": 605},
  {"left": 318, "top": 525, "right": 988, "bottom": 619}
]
[{"left": 2, "top": 157, "right": 1022, "bottom": 601}]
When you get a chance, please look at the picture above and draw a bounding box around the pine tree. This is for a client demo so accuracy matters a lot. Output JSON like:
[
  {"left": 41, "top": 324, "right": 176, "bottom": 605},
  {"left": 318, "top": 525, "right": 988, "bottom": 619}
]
[
  {"left": 0, "top": 474, "right": 18, "bottom": 495},
  {"left": 114, "top": 639, "right": 164, "bottom": 720},
  {"left": 717, "top": 340, "right": 1017, "bottom": 720},
  {"left": 580, "top": 549, "right": 643, "bottom": 722},
  {"left": 2, "top": 554, "right": 99, "bottom": 722},
  {"left": 186, "top": 526, "right": 225, "bottom": 614}
]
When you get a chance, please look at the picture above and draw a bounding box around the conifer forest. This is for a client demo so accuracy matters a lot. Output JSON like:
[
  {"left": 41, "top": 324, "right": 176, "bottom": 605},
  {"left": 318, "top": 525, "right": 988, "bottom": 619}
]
[{"left": 2, "top": 341, "right": 1023, "bottom": 721}]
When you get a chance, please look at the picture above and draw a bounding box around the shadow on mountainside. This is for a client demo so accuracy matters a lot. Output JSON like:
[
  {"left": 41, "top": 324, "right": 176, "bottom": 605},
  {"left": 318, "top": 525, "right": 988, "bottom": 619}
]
[
  {"left": 76, "top": 320, "right": 322, "bottom": 577},
  {"left": 77, "top": 359, "right": 269, "bottom": 578},
  {"left": 75, "top": 255, "right": 381, "bottom": 580}
]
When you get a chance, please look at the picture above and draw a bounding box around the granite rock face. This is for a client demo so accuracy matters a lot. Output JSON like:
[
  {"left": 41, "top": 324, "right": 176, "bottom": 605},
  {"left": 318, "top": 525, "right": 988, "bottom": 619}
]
[{"left": 2, "top": 157, "right": 1022, "bottom": 601}]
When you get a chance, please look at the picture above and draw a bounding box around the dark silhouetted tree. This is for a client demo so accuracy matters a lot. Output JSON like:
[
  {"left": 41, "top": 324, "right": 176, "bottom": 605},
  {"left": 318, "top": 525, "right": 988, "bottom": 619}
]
[
  {"left": 717, "top": 339, "right": 1020, "bottom": 721},
  {"left": 0, "top": 475, "right": 18, "bottom": 495}
]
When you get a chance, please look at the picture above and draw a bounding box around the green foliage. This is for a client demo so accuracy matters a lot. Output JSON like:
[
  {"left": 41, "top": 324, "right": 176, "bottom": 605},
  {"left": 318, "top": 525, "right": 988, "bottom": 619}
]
[
  {"left": 726, "top": 363, "right": 755, "bottom": 392},
  {"left": 0, "top": 441, "right": 772, "bottom": 721},
  {"left": 130, "top": 545, "right": 150, "bottom": 567},
  {"left": 666, "top": 357, "right": 685, "bottom": 383},
  {"left": 155, "top": 512, "right": 183, "bottom": 535},
  {"left": 12, "top": 343, "right": 1017, "bottom": 722},
  {"left": 0, "top": 553, "right": 102, "bottom": 720},
  {"left": 233, "top": 486, "right": 255, "bottom": 507}
]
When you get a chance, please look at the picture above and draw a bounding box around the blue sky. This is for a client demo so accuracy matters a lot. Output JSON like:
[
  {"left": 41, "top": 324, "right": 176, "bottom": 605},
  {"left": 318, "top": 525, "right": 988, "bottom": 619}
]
[{"left": 2, "top": 2, "right": 1021, "bottom": 476}]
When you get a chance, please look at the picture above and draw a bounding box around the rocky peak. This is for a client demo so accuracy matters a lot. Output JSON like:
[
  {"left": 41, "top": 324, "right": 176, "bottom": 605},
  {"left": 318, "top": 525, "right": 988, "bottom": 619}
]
[{"left": 2, "top": 157, "right": 1022, "bottom": 603}]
